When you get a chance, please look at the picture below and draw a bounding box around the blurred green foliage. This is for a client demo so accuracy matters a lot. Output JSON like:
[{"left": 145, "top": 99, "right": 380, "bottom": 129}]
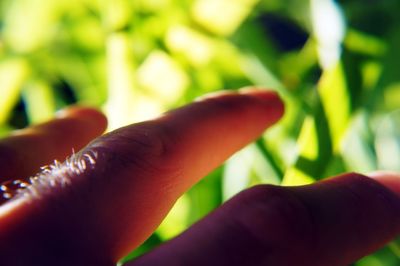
[{"left": 1, "top": 0, "right": 400, "bottom": 264}]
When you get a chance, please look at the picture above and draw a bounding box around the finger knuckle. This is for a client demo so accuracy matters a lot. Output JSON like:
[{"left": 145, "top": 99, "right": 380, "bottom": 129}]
[
  {"left": 84, "top": 121, "right": 178, "bottom": 174},
  {"left": 229, "top": 185, "right": 316, "bottom": 253}
]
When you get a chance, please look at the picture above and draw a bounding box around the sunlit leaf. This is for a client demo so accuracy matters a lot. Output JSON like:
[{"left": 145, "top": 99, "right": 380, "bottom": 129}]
[
  {"left": 137, "top": 50, "right": 188, "bottom": 105},
  {"left": 3, "top": 0, "right": 60, "bottom": 52},
  {"left": 192, "top": 0, "right": 259, "bottom": 36},
  {"left": 22, "top": 80, "right": 56, "bottom": 124},
  {"left": 104, "top": 33, "right": 137, "bottom": 130},
  {"left": 156, "top": 194, "right": 190, "bottom": 240},
  {"left": 282, "top": 117, "right": 318, "bottom": 185},
  {"left": 0, "top": 59, "right": 29, "bottom": 125},
  {"left": 319, "top": 62, "right": 351, "bottom": 152},
  {"left": 165, "top": 25, "right": 214, "bottom": 67},
  {"left": 345, "top": 29, "right": 387, "bottom": 56}
]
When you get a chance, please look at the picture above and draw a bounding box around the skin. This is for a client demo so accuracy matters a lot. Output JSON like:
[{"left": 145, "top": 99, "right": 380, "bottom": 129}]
[{"left": 0, "top": 89, "right": 399, "bottom": 266}]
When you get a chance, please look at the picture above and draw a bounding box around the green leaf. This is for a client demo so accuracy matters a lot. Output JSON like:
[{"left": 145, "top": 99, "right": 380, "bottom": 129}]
[
  {"left": 0, "top": 59, "right": 30, "bottom": 125},
  {"left": 319, "top": 62, "right": 351, "bottom": 152},
  {"left": 22, "top": 80, "right": 56, "bottom": 124}
]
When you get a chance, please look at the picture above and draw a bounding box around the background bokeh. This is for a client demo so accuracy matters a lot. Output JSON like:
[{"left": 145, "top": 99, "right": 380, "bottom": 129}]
[{"left": 1, "top": 0, "right": 400, "bottom": 264}]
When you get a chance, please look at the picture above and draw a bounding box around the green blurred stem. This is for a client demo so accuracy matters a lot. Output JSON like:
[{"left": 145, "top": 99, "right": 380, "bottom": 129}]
[{"left": 255, "top": 139, "right": 284, "bottom": 181}]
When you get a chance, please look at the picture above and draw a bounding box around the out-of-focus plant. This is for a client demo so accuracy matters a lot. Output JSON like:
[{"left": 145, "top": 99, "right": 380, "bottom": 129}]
[{"left": 1, "top": 0, "right": 400, "bottom": 264}]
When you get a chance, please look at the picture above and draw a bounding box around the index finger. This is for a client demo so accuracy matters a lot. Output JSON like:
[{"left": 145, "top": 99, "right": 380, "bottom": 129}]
[{"left": 0, "top": 89, "right": 284, "bottom": 265}]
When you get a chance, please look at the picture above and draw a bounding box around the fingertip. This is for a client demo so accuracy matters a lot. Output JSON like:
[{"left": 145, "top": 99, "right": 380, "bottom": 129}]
[
  {"left": 367, "top": 171, "right": 400, "bottom": 197},
  {"left": 239, "top": 88, "right": 285, "bottom": 122},
  {"left": 56, "top": 106, "right": 108, "bottom": 133}
]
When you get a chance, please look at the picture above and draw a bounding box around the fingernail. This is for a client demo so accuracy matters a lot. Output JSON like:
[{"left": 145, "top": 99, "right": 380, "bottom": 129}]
[
  {"left": 55, "top": 106, "right": 108, "bottom": 130},
  {"left": 55, "top": 106, "right": 78, "bottom": 118},
  {"left": 194, "top": 90, "right": 237, "bottom": 102},
  {"left": 55, "top": 106, "right": 103, "bottom": 119},
  {"left": 238, "top": 87, "right": 280, "bottom": 102},
  {"left": 238, "top": 86, "right": 271, "bottom": 93},
  {"left": 242, "top": 88, "right": 284, "bottom": 117},
  {"left": 194, "top": 88, "right": 284, "bottom": 119}
]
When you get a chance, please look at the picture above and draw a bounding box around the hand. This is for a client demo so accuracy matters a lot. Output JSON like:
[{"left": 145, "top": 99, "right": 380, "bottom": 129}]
[{"left": 0, "top": 89, "right": 399, "bottom": 266}]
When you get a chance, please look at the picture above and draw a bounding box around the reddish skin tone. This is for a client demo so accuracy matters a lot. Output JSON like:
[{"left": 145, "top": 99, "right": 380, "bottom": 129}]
[
  {"left": 0, "top": 107, "right": 107, "bottom": 182},
  {"left": 130, "top": 174, "right": 400, "bottom": 266},
  {"left": 0, "top": 89, "right": 399, "bottom": 266}
]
